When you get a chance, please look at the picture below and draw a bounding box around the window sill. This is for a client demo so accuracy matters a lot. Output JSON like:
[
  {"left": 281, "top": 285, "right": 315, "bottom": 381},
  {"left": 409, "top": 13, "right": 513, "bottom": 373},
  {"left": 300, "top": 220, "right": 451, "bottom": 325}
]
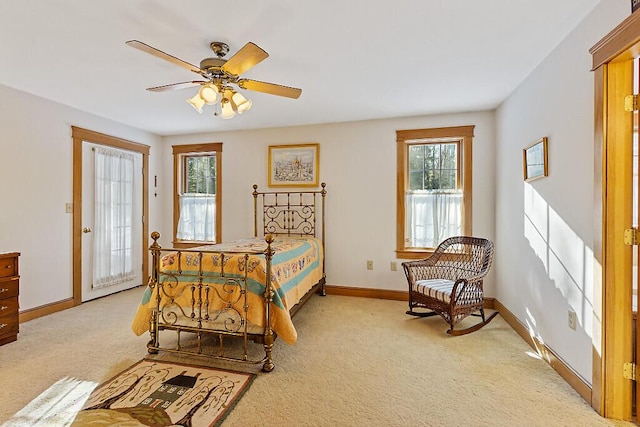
[
  {"left": 395, "top": 249, "right": 435, "bottom": 260},
  {"left": 172, "top": 241, "right": 216, "bottom": 249}
]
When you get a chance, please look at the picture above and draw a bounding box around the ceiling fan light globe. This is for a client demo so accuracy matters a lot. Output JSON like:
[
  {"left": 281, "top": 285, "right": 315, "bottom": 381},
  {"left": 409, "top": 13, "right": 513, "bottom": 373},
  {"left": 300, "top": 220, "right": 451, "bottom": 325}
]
[
  {"left": 186, "top": 94, "right": 205, "bottom": 113},
  {"left": 199, "top": 84, "right": 220, "bottom": 104},
  {"left": 232, "top": 92, "right": 252, "bottom": 114},
  {"left": 220, "top": 99, "right": 236, "bottom": 119}
]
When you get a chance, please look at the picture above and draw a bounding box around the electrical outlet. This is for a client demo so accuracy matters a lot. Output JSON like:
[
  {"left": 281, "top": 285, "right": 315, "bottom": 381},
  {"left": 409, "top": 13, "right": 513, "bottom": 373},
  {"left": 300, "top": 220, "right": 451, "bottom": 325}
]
[
  {"left": 65, "top": 203, "right": 73, "bottom": 213},
  {"left": 568, "top": 310, "right": 577, "bottom": 330},
  {"left": 366, "top": 260, "right": 373, "bottom": 270},
  {"left": 390, "top": 262, "right": 398, "bottom": 271}
]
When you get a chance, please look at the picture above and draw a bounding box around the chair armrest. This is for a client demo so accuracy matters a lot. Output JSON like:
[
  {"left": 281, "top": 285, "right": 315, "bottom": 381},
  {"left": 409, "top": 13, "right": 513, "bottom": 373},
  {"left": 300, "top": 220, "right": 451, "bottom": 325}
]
[{"left": 450, "top": 275, "right": 485, "bottom": 304}]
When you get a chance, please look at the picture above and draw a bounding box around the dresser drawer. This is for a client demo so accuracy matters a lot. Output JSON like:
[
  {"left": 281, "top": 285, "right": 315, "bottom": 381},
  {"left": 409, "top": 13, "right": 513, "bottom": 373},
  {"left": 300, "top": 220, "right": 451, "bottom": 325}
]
[
  {"left": 0, "top": 316, "right": 20, "bottom": 341},
  {"left": 0, "top": 279, "right": 18, "bottom": 299},
  {"left": 0, "top": 296, "right": 18, "bottom": 319},
  {"left": 0, "top": 297, "right": 19, "bottom": 339},
  {"left": 0, "top": 257, "right": 16, "bottom": 278}
]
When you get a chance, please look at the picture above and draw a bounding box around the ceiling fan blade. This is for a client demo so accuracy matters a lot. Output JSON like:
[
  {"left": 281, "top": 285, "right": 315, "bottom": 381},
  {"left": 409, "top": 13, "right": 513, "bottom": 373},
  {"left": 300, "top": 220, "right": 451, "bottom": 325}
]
[
  {"left": 222, "top": 42, "right": 269, "bottom": 76},
  {"left": 238, "top": 79, "right": 302, "bottom": 99},
  {"left": 126, "top": 40, "right": 202, "bottom": 74},
  {"left": 146, "top": 81, "right": 206, "bottom": 92}
]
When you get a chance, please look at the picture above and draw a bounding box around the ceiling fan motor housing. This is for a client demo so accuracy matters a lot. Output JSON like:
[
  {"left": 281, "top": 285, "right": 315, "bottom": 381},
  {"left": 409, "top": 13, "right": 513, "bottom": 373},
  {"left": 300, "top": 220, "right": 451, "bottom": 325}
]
[
  {"left": 210, "top": 41, "right": 229, "bottom": 57},
  {"left": 200, "top": 57, "right": 228, "bottom": 74}
]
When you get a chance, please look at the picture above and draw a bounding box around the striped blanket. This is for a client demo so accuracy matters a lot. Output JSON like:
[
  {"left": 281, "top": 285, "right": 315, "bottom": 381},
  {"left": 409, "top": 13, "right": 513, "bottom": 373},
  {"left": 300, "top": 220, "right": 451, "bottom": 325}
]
[{"left": 131, "top": 237, "right": 323, "bottom": 344}]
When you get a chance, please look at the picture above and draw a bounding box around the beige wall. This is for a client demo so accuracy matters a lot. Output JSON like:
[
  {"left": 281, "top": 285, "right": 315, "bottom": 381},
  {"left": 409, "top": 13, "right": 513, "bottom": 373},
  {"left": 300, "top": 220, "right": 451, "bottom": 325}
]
[
  {"left": 495, "top": 0, "right": 629, "bottom": 383},
  {"left": 0, "top": 83, "right": 163, "bottom": 311},
  {"left": 163, "top": 111, "right": 496, "bottom": 293}
]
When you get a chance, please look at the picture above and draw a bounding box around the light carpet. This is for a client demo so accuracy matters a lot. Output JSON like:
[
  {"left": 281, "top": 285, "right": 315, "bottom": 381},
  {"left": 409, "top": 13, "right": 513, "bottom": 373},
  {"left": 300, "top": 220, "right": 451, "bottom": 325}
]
[{"left": 0, "top": 287, "right": 633, "bottom": 426}]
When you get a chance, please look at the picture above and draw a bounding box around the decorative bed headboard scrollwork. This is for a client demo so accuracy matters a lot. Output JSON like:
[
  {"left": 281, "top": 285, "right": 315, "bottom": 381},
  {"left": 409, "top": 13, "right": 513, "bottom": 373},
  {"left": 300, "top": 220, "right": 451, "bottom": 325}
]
[{"left": 252, "top": 183, "right": 326, "bottom": 241}]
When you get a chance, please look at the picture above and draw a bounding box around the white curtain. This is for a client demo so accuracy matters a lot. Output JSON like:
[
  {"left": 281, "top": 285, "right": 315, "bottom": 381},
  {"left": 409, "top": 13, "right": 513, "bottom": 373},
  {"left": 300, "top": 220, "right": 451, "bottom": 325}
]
[
  {"left": 93, "top": 147, "right": 135, "bottom": 289},
  {"left": 177, "top": 194, "right": 216, "bottom": 242},
  {"left": 405, "top": 190, "right": 462, "bottom": 248}
]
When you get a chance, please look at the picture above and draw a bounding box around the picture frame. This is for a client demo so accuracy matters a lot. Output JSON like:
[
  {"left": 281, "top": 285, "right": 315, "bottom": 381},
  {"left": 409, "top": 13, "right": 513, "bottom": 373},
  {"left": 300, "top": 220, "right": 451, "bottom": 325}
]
[
  {"left": 268, "top": 143, "right": 319, "bottom": 187},
  {"left": 523, "top": 137, "right": 548, "bottom": 182}
]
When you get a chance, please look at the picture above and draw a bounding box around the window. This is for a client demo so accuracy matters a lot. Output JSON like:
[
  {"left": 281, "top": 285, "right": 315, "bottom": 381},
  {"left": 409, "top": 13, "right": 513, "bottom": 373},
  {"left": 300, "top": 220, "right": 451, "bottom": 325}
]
[
  {"left": 173, "top": 143, "right": 222, "bottom": 246},
  {"left": 396, "top": 126, "right": 474, "bottom": 259}
]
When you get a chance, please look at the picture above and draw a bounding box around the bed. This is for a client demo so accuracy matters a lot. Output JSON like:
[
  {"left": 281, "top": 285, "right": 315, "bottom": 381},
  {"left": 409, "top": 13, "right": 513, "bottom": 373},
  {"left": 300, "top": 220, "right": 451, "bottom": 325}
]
[{"left": 132, "top": 183, "right": 327, "bottom": 372}]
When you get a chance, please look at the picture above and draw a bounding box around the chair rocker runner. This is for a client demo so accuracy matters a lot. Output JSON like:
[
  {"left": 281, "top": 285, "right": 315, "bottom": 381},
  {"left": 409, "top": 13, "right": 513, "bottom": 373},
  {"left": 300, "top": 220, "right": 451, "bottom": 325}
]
[{"left": 402, "top": 236, "right": 497, "bottom": 336}]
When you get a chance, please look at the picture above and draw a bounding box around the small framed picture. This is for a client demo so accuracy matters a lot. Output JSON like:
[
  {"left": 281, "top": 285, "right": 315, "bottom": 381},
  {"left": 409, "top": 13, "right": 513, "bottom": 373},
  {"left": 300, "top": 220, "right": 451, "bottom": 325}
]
[
  {"left": 523, "top": 137, "right": 548, "bottom": 182},
  {"left": 268, "top": 143, "right": 319, "bottom": 187}
]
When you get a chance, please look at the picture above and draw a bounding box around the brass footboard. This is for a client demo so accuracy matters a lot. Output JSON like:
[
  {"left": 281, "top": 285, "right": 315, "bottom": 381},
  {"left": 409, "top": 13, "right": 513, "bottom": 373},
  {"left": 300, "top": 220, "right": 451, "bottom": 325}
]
[
  {"left": 147, "top": 232, "right": 278, "bottom": 372},
  {"left": 143, "top": 183, "right": 327, "bottom": 372}
]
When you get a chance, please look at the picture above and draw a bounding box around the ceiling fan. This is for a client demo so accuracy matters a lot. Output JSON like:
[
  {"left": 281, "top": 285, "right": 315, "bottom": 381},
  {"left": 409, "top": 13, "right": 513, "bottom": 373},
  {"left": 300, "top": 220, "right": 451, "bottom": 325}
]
[{"left": 125, "top": 40, "right": 302, "bottom": 119}]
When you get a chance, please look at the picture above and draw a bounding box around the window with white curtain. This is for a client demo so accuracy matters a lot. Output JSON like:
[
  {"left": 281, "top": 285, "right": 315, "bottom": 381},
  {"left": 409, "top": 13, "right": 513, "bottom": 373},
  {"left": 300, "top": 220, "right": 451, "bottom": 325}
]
[
  {"left": 173, "top": 143, "right": 222, "bottom": 246},
  {"left": 93, "top": 146, "right": 135, "bottom": 288},
  {"left": 396, "top": 126, "right": 474, "bottom": 258}
]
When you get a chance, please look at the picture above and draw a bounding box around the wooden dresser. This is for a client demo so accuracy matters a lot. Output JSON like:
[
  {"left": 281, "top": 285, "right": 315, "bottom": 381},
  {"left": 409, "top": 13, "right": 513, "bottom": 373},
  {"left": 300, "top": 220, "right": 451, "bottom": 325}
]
[{"left": 0, "top": 252, "right": 20, "bottom": 346}]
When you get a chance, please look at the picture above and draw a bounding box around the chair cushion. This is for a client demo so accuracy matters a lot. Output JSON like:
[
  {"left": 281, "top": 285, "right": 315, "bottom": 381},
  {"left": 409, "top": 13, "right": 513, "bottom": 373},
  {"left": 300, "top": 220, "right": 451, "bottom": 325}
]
[{"left": 414, "top": 279, "right": 456, "bottom": 303}]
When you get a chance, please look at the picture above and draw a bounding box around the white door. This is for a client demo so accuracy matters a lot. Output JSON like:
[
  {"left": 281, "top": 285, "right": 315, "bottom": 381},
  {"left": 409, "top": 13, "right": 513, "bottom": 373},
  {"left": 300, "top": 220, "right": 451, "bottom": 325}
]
[{"left": 81, "top": 141, "right": 143, "bottom": 302}]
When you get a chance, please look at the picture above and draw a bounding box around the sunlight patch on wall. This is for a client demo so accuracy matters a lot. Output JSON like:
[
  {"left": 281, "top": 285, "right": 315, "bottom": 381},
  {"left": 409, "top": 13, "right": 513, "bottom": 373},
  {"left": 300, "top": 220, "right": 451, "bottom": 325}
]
[
  {"left": 525, "top": 307, "right": 550, "bottom": 362},
  {"left": 523, "top": 180, "right": 549, "bottom": 271},
  {"left": 523, "top": 182, "right": 594, "bottom": 339}
]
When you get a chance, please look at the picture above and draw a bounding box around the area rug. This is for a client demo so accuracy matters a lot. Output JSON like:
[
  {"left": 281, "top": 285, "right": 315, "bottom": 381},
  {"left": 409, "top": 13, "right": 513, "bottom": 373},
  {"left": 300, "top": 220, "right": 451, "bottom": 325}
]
[{"left": 71, "top": 359, "right": 255, "bottom": 427}]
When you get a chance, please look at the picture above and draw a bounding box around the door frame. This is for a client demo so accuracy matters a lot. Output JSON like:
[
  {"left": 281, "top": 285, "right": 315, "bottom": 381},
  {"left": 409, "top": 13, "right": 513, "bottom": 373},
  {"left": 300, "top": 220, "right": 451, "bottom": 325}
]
[
  {"left": 591, "top": 12, "right": 640, "bottom": 420},
  {"left": 71, "top": 126, "right": 150, "bottom": 305}
]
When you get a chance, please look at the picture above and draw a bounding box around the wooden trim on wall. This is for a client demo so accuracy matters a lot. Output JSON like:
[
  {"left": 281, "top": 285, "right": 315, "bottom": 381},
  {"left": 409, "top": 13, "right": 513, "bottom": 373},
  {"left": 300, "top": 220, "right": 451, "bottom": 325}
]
[
  {"left": 19, "top": 298, "right": 75, "bottom": 323},
  {"left": 591, "top": 64, "right": 605, "bottom": 416},
  {"left": 396, "top": 125, "right": 475, "bottom": 141},
  {"left": 72, "top": 134, "right": 83, "bottom": 306},
  {"left": 396, "top": 138, "right": 407, "bottom": 256},
  {"left": 71, "top": 127, "right": 150, "bottom": 155},
  {"left": 590, "top": 11, "right": 640, "bottom": 70},
  {"left": 590, "top": 11, "right": 640, "bottom": 420},
  {"left": 324, "top": 285, "right": 496, "bottom": 310},
  {"left": 172, "top": 143, "right": 223, "bottom": 245},
  {"left": 396, "top": 125, "right": 475, "bottom": 259},
  {"left": 494, "top": 300, "right": 592, "bottom": 404},
  {"left": 71, "top": 126, "right": 150, "bottom": 306},
  {"left": 325, "top": 285, "right": 408, "bottom": 301},
  {"left": 603, "top": 60, "right": 634, "bottom": 420}
]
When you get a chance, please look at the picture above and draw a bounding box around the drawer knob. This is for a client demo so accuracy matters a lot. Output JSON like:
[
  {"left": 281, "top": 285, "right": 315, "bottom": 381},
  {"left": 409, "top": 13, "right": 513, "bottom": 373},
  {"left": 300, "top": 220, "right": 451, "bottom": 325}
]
[
  {"left": 0, "top": 324, "right": 6, "bottom": 330},
  {"left": 0, "top": 289, "right": 8, "bottom": 294},
  {"left": 4, "top": 265, "right": 9, "bottom": 268},
  {"left": 0, "top": 306, "right": 7, "bottom": 311}
]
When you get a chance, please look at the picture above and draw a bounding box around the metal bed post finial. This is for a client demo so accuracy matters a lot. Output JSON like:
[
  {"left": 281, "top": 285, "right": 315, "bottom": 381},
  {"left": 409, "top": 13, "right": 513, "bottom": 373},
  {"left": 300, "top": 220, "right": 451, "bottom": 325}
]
[
  {"left": 253, "top": 184, "right": 259, "bottom": 237},
  {"left": 262, "top": 233, "right": 276, "bottom": 372},
  {"left": 148, "top": 231, "right": 162, "bottom": 353},
  {"left": 320, "top": 183, "right": 327, "bottom": 296}
]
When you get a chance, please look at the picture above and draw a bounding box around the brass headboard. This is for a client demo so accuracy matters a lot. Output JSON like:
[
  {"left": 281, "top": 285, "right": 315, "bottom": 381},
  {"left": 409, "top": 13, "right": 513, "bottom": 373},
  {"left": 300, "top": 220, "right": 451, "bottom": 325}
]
[{"left": 252, "top": 183, "right": 326, "bottom": 244}]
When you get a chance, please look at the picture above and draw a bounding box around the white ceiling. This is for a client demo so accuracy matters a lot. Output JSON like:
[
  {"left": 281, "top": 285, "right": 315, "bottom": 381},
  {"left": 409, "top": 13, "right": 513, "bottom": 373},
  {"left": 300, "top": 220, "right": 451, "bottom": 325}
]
[{"left": 0, "top": 0, "right": 600, "bottom": 136}]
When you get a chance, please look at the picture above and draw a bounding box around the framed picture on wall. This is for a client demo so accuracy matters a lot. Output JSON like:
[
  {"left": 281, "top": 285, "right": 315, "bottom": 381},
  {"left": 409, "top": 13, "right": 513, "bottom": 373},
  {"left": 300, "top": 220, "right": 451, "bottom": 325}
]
[
  {"left": 523, "top": 137, "right": 548, "bottom": 182},
  {"left": 268, "top": 143, "right": 319, "bottom": 187}
]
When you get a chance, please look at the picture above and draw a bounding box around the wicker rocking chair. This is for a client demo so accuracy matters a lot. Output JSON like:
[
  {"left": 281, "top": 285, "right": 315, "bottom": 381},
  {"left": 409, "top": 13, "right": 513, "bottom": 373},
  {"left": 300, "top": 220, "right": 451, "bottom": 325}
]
[{"left": 402, "top": 236, "right": 497, "bottom": 336}]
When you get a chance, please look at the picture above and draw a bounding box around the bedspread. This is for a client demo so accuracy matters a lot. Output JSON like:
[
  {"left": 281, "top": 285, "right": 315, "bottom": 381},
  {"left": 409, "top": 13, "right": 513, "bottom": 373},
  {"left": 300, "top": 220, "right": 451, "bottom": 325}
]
[{"left": 131, "top": 237, "right": 323, "bottom": 344}]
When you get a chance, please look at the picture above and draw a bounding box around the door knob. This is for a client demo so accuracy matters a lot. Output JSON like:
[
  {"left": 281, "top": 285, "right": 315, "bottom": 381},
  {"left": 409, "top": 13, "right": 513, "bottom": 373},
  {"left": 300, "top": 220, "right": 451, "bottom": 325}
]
[{"left": 82, "top": 227, "right": 91, "bottom": 233}]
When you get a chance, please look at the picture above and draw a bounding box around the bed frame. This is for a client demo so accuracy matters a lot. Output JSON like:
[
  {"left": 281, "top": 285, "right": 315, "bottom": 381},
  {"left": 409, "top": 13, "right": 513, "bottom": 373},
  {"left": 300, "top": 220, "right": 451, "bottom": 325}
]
[{"left": 145, "top": 183, "right": 326, "bottom": 372}]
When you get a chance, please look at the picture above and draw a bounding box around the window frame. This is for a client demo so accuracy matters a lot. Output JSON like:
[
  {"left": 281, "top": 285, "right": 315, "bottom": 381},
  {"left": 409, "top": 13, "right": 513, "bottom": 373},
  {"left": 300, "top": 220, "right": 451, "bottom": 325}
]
[
  {"left": 172, "top": 143, "right": 222, "bottom": 248},
  {"left": 396, "top": 125, "right": 474, "bottom": 259}
]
